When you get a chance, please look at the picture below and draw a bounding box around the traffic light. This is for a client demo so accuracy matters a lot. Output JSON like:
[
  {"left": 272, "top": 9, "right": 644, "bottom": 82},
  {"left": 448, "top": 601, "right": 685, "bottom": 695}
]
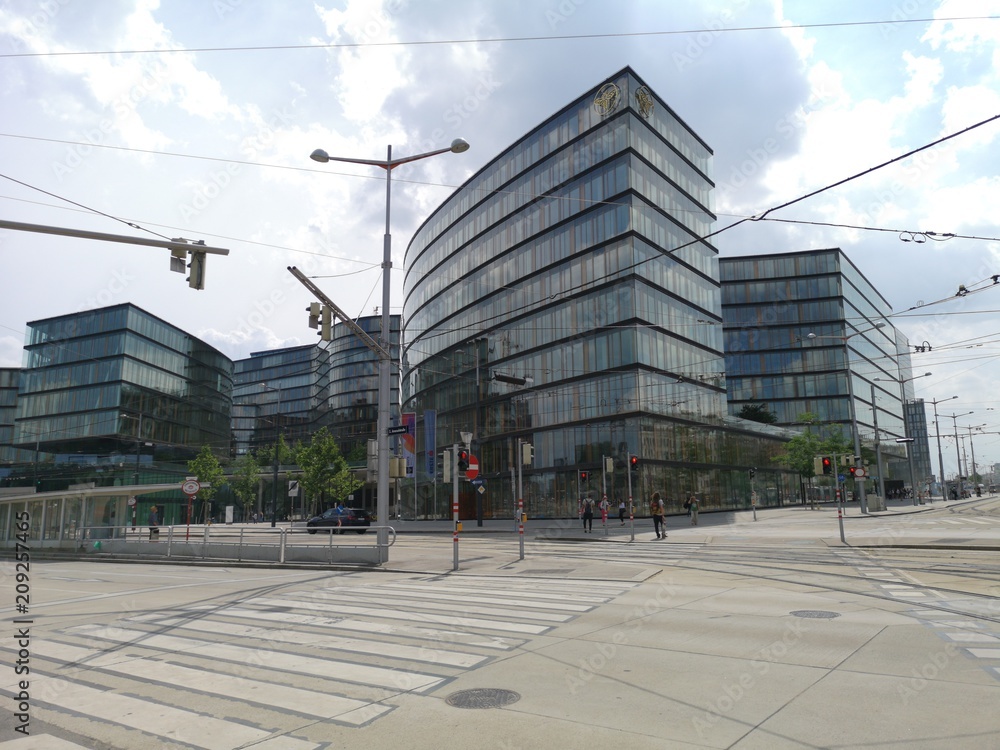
[
  {"left": 522, "top": 442, "right": 534, "bottom": 465},
  {"left": 320, "top": 306, "right": 332, "bottom": 341},
  {"left": 187, "top": 250, "right": 207, "bottom": 289},
  {"left": 307, "top": 302, "right": 321, "bottom": 329},
  {"left": 629, "top": 455, "right": 639, "bottom": 471},
  {"left": 749, "top": 467, "right": 756, "bottom": 479},
  {"left": 822, "top": 457, "right": 832, "bottom": 475},
  {"left": 848, "top": 466, "right": 857, "bottom": 477},
  {"left": 579, "top": 470, "right": 589, "bottom": 482},
  {"left": 457, "top": 450, "right": 469, "bottom": 472}
]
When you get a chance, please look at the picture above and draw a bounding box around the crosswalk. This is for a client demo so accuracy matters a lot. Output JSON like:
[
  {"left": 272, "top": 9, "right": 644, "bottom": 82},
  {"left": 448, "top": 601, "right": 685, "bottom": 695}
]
[{"left": 2, "top": 574, "right": 636, "bottom": 749}]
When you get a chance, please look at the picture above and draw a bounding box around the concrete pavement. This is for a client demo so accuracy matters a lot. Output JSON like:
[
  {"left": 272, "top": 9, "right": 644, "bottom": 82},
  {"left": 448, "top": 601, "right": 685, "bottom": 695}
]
[{"left": 5, "top": 495, "right": 999, "bottom": 749}]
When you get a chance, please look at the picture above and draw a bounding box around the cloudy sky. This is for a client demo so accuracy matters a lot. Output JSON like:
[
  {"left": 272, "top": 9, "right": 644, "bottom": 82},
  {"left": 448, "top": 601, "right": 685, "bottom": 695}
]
[{"left": 2, "top": 0, "right": 999, "bottom": 475}]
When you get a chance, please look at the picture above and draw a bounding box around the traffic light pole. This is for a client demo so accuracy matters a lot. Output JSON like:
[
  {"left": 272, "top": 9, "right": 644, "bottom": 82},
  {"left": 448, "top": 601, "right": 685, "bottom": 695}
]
[{"left": 452, "top": 441, "right": 460, "bottom": 571}]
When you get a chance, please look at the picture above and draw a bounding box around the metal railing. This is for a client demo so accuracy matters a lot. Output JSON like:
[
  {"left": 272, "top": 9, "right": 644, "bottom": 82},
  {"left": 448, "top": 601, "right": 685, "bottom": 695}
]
[{"left": 69, "top": 523, "right": 397, "bottom": 565}]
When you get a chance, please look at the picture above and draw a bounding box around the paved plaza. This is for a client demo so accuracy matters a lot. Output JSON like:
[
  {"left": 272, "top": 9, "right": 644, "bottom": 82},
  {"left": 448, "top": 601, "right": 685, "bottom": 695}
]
[{"left": 2, "top": 496, "right": 999, "bottom": 749}]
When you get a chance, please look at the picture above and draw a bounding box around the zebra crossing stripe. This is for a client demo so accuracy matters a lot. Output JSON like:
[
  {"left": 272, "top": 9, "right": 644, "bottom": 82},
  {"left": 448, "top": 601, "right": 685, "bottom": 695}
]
[
  {"left": 24, "top": 673, "right": 319, "bottom": 750},
  {"left": 127, "top": 613, "right": 488, "bottom": 668},
  {"left": 34, "top": 640, "right": 392, "bottom": 725},
  {"left": 353, "top": 584, "right": 597, "bottom": 611},
  {"left": 64, "top": 624, "right": 445, "bottom": 693},
  {"left": 308, "top": 590, "right": 575, "bottom": 622},
  {"left": 249, "top": 596, "right": 552, "bottom": 635}
]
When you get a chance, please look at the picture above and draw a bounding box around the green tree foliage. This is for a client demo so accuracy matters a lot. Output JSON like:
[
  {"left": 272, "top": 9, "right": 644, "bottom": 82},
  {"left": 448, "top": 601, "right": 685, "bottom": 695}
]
[
  {"left": 187, "top": 445, "right": 227, "bottom": 523},
  {"left": 737, "top": 402, "right": 778, "bottom": 424},
  {"left": 775, "top": 413, "right": 853, "bottom": 478},
  {"left": 296, "top": 427, "right": 362, "bottom": 514},
  {"left": 230, "top": 451, "right": 261, "bottom": 517}
]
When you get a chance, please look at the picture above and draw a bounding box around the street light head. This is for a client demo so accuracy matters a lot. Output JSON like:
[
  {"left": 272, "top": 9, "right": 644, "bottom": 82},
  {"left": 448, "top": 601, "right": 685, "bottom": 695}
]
[
  {"left": 806, "top": 333, "right": 817, "bottom": 339},
  {"left": 309, "top": 148, "right": 330, "bottom": 163},
  {"left": 450, "top": 138, "right": 470, "bottom": 154},
  {"left": 874, "top": 322, "right": 886, "bottom": 329}
]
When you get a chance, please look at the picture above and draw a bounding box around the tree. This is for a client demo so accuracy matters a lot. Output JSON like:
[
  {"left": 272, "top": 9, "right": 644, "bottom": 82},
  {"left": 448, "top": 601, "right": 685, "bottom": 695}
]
[
  {"left": 737, "top": 402, "right": 778, "bottom": 424},
  {"left": 230, "top": 451, "right": 261, "bottom": 519},
  {"left": 296, "top": 427, "right": 362, "bottom": 516},
  {"left": 187, "top": 445, "right": 226, "bottom": 523}
]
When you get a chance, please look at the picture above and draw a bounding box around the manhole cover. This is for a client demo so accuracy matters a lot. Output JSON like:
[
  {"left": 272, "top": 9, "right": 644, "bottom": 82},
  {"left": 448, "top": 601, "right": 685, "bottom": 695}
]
[
  {"left": 446, "top": 688, "right": 521, "bottom": 709},
  {"left": 790, "top": 610, "right": 841, "bottom": 619}
]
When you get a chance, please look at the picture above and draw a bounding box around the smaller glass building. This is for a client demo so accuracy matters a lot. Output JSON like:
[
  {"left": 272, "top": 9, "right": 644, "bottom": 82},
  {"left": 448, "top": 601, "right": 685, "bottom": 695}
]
[{"left": 13, "top": 304, "right": 233, "bottom": 491}]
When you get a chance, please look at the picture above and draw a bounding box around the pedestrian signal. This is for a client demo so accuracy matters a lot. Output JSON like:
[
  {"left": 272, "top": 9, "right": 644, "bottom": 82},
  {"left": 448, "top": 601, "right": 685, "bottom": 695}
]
[{"left": 822, "top": 457, "right": 832, "bottom": 475}]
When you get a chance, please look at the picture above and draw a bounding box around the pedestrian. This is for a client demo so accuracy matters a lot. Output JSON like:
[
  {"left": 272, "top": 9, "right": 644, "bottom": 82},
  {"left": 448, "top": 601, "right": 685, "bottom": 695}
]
[
  {"left": 650, "top": 495, "right": 665, "bottom": 539},
  {"left": 581, "top": 497, "right": 594, "bottom": 533},
  {"left": 335, "top": 501, "right": 346, "bottom": 531},
  {"left": 598, "top": 496, "right": 609, "bottom": 529},
  {"left": 148, "top": 505, "right": 159, "bottom": 541},
  {"left": 687, "top": 494, "right": 699, "bottom": 525},
  {"left": 618, "top": 498, "right": 626, "bottom": 525}
]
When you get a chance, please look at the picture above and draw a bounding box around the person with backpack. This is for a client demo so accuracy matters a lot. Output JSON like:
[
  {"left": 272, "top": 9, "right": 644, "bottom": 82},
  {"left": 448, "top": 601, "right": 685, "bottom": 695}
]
[
  {"left": 581, "top": 496, "right": 594, "bottom": 533},
  {"left": 651, "top": 495, "right": 666, "bottom": 539}
]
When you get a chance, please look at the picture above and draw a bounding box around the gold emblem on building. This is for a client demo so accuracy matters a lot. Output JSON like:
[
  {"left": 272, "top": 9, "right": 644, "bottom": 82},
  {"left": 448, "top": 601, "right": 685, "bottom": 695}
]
[
  {"left": 635, "top": 86, "right": 654, "bottom": 118},
  {"left": 593, "top": 83, "right": 621, "bottom": 117}
]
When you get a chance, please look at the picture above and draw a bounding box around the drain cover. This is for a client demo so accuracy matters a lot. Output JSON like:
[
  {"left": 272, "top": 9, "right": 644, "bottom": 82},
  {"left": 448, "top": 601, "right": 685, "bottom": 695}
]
[
  {"left": 790, "top": 610, "right": 840, "bottom": 619},
  {"left": 446, "top": 688, "right": 521, "bottom": 709}
]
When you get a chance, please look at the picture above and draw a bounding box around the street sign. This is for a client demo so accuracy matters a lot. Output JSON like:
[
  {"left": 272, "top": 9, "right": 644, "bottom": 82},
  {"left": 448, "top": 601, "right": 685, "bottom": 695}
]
[
  {"left": 854, "top": 467, "right": 867, "bottom": 478},
  {"left": 181, "top": 479, "right": 200, "bottom": 496},
  {"left": 288, "top": 480, "right": 299, "bottom": 497},
  {"left": 478, "top": 485, "right": 486, "bottom": 495},
  {"left": 127, "top": 496, "right": 137, "bottom": 507},
  {"left": 470, "top": 478, "right": 484, "bottom": 487},
  {"left": 466, "top": 455, "right": 479, "bottom": 480},
  {"left": 387, "top": 425, "right": 409, "bottom": 435}
]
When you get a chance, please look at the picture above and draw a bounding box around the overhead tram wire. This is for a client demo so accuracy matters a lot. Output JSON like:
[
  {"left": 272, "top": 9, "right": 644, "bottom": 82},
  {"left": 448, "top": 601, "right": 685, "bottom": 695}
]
[{"left": 2, "top": 15, "right": 998, "bottom": 58}]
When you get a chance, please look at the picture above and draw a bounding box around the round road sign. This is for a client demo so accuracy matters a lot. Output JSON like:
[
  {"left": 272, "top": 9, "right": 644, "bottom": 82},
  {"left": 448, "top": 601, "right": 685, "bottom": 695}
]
[
  {"left": 182, "top": 479, "right": 200, "bottom": 495},
  {"left": 853, "top": 467, "right": 867, "bottom": 478},
  {"left": 465, "top": 455, "right": 479, "bottom": 480}
]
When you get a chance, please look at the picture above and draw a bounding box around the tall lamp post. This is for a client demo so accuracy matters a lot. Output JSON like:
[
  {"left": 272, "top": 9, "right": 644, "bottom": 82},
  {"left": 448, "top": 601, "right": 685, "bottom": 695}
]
[
  {"left": 944, "top": 411, "right": 974, "bottom": 498},
  {"left": 929, "top": 396, "right": 958, "bottom": 500},
  {"left": 874, "top": 372, "right": 932, "bottom": 505},
  {"left": 310, "top": 138, "right": 470, "bottom": 561},
  {"left": 806, "top": 321, "right": 885, "bottom": 513}
]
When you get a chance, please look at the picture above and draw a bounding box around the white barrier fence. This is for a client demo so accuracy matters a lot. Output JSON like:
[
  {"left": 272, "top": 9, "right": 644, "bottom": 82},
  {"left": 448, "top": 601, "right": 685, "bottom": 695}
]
[{"left": 55, "top": 524, "right": 396, "bottom": 566}]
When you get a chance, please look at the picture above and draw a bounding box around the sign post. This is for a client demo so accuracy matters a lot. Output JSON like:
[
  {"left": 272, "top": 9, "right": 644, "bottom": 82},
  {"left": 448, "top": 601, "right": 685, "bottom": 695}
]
[{"left": 182, "top": 479, "right": 200, "bottom": 541}]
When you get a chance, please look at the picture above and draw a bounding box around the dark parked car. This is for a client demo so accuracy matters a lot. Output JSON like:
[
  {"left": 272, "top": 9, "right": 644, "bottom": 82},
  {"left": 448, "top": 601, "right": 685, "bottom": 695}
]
[{"left": 306, "top": 507, "right": 371, "bottom": 534}]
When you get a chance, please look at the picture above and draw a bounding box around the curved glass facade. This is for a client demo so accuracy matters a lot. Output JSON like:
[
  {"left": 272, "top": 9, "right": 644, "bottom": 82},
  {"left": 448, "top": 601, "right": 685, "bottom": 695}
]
[{"left": 402, "top": 67, "right": 797, "bottom": 519}]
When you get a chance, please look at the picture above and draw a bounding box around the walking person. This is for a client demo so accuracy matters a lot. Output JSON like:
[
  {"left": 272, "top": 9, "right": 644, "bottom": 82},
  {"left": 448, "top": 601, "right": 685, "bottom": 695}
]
[
  {"left": 650, "top": 494, "right": 665, "bottom": 539},
  {"left": 598, "top": 496, "right": 609, "bottom": 529},
  {"left": 581, "top": 496, "right": 594, "bottom": 533},
  {"left": 687, "top": 494, "right": 699, "bottom": 525},
  {"left": 148, "top": 505, "right": 159, "bottom": 541},
  {"left": 618, "top": 498, "right": 626, "bottom": 525}
]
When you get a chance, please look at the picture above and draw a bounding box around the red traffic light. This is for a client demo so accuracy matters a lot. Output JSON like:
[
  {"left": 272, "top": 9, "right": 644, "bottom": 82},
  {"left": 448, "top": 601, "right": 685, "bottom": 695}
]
[
  {"left": 821, "top": 457, "right": 832, "bottom": 475},
  {"left": 457, "top": 450, "right": 469, "bottom": 471},
  {"left": 580, "top": 471, "right": 588, "bottom": 481},
  {"left": 629, "top": 455, "right": 639, "bottom": 469},
  {"left": 848, "top": 466, "right": 857, "bottom": 476}
]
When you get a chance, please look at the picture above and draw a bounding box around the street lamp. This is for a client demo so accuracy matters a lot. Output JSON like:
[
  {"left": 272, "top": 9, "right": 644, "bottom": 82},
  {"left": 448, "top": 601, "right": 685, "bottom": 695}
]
[
  {"left": 929, "top": 396, "right": 958, "bottom": 500},
  {"left": 309, "top": 138, "right": 470, "bottom": 561},
  {"left": 944, "top": 411, "right": 974, "bottom": 498},
  {"left": 806, "top": 321, "right": 885, "bottom": 513},
  {"left": 874, "top": 372, "right": 931, "bottom": 505}
]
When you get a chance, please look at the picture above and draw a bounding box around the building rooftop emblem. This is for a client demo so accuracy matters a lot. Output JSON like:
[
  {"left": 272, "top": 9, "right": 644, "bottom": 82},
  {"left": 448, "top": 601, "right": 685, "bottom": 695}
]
[
  {"left": 635, "top": 86, "right": 654, "bottom": 118},
  {"left": 593, "top": 83, "right": 621, "bottom": 117}
]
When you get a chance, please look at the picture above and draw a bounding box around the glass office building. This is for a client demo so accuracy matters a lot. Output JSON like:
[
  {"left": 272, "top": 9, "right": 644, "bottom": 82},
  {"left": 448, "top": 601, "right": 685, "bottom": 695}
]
[
  {"left": 720, "top": 249, "right": 916, "bottom": 486},
  {"left": 13, "top": 304, "right": 233, "bottom": 490},
  {"left": 402, "top": 67, "right": 796, "bottom": 519}
]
